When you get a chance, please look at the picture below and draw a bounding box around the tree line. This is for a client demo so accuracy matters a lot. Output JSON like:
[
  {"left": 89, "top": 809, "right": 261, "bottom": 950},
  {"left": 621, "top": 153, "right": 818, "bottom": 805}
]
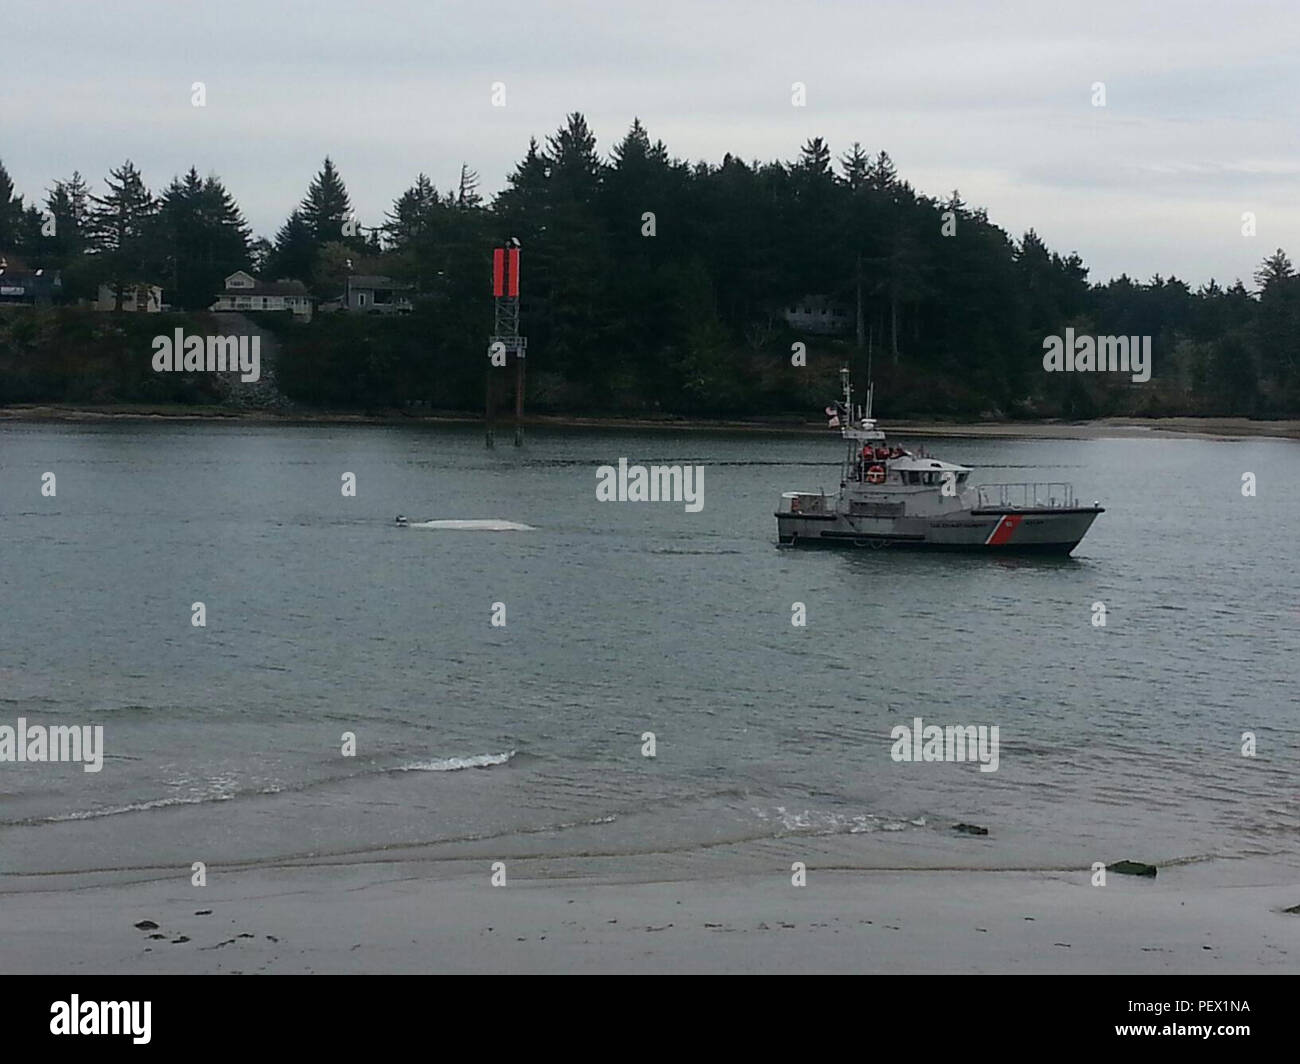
[{"left": 2, "top": 113, "right": 1297, "bottom": 417}]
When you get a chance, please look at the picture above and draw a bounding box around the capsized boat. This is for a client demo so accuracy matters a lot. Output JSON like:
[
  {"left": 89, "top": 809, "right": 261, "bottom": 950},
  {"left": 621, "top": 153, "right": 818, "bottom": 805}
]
[
  {"left": 775, "top": 369, "right": 1103, "bottom": 554},
  {"left": 396, "top": 516, "right": 534, "bottom": 531}
]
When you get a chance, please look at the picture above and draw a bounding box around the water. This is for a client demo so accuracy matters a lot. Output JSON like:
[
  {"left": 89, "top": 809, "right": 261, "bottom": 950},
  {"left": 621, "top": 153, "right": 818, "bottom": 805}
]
[{"left": 1, "top": 421, "right": 1297, "bottom": 884}]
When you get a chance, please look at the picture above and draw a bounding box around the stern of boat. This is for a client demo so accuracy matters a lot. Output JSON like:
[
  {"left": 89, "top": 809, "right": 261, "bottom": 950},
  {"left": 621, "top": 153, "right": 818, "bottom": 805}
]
[{"left": 775, "top": 491, "right": 838, "bottom": 544}]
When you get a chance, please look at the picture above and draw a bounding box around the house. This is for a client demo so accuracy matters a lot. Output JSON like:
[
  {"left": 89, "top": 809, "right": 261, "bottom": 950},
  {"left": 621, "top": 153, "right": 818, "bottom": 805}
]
[
  {"left": 95, "top": 283, "right": 162, "bottom": 312},
  {"left": 212, "top": 271, "right": 313, "bottom": 321},
  {"left": 341, "top": 275, "right": 413, "bottom": 314},
  {"left": 783, "top": 295, "right": 851, "bottom": 335},
  {"left": 0, "top": 258, "right": 62, "bottom": 305}
]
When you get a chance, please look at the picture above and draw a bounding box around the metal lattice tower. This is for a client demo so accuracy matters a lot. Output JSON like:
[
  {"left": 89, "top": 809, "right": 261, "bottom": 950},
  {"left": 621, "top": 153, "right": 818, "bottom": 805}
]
[{"left": 486, "top": 242, "right": 526, "bottom": 447}]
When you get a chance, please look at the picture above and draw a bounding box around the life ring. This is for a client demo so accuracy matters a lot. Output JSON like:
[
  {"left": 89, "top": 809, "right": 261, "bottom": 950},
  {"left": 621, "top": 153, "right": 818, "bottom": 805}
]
[{"left": 866, "top": 464, "right": 886, "bottom": 484}]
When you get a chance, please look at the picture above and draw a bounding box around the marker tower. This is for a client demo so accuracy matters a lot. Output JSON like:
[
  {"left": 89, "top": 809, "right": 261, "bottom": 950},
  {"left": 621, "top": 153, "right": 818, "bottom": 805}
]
[{"left": 487, "top": 243, "right": 526, "bottom": 447}]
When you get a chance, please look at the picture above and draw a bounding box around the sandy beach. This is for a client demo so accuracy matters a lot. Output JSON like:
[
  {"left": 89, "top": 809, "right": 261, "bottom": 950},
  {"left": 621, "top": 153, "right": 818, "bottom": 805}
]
[
  {"left": 3, "top": 856, "right": 1297, "bottom": 974},
  {"left": 4, "top": 403, "right": 1300, "bottom": 441}
]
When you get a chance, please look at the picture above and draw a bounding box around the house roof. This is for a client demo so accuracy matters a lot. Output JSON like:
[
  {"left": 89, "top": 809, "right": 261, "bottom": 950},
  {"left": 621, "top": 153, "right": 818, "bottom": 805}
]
[
  {"left": 0, "top": 268, "right": 60, "bottom": 283},
  {"left": 347, "top": 275, "right": 411, "bottom": 291},
  {"left": 788, "top": 295, "right": 847, "bottom": 309},
  {"left": 221, "top": 277, "right": 310, "bottom": 297},
  {"left": 252, "top": 280, "right": 310, "bottom": 296}
]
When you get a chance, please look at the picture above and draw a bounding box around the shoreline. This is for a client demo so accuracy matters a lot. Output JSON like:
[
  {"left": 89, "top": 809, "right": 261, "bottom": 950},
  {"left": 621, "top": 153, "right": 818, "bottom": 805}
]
[
  {"left": 2, "top": 856, "right": 1296, "bottom": 973},
  {"left": 4, "top": 404, "right": 1300, "bottom": 441}
]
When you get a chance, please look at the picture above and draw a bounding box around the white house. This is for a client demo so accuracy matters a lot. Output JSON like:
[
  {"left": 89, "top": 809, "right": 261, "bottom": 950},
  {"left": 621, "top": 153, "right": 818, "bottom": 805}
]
[
  {"left": 783, "top": 294, "right": 851, "bottom": 335},
  {"left": 95, "top": 283, "right": 162, "bottom": 312},
  {"left": 212, "top": 271, "right": 313, "bottom": 321}
]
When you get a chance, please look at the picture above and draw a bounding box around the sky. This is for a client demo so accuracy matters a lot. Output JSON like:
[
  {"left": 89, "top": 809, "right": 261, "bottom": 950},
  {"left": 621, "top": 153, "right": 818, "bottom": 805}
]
[{"left": 5, "top": 0, "right": 1298, "bottom": 287}]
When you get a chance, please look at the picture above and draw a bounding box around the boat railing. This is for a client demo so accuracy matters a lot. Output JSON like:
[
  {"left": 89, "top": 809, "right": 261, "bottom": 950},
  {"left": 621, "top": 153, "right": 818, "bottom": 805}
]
[{"left": 976, "top": 482, "right": 1076, "bottom": 509}]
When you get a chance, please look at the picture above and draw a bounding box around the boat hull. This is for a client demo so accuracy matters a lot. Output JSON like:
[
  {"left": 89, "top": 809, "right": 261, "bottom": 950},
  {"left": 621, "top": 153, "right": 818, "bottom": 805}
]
[{"left": 775, "top": 506, "right": 1103, "bottom": 555}]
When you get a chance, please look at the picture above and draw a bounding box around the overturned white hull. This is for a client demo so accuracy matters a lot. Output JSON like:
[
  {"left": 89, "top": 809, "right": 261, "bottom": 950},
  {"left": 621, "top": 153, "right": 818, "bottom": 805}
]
[{"left": 402, "top": 519, "right": 534, "bottom": 531}]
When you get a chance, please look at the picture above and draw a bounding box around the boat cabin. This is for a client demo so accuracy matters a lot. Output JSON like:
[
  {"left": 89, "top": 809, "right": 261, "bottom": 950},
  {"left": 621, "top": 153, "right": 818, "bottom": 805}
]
[{"left": 848, "top": 448, "right": 971, "bottom": 489}]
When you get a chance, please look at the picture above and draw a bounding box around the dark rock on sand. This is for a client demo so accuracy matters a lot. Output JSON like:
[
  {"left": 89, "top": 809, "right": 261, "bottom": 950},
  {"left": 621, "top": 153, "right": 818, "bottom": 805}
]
[
  {"left": 1107, "top": 860, "right": 1157, "bottom": 877},
  {"left": 133, "top": 920, "right": 159, "bottom": 931},
  {"left": 953, "top": 823, "right": 989, "bottom": 835}
]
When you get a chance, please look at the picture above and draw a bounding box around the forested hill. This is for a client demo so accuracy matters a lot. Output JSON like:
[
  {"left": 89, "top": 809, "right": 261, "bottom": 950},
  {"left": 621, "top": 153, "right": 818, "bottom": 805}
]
[{"left": 2, "top": 113, "right": 1298, "bottom": 419}]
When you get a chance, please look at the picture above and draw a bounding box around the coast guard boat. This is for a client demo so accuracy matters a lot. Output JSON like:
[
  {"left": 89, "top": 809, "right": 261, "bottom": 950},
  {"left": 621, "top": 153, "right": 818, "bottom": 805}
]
[{"left": 775, "top": 369, "right": 1103, "bottom": 554}]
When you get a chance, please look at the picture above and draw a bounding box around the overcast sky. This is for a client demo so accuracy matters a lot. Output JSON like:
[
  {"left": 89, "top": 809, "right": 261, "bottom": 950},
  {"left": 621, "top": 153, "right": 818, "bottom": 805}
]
[{"left": 5, "top": 0, "right": 1298, "bottom": 287}]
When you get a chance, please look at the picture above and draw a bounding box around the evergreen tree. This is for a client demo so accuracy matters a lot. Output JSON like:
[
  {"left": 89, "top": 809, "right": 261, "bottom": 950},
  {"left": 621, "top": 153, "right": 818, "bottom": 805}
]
[
  {"left": 299, "top": 157, "right": 358, "bottom": 247},
  {"left": 267, "top": 210, "right": 317, "bottom": 283},
  {"left": 88, "top": 160, "right": 157, "bottom": 310},
  {"left": 493, "top": 138, "right": 550, "bottom": 245},
  {"left": 601, "top": 119, "right": 680, "bottom": 373},
  {"left": 455, "top": 164, "right": 482, "bottom": 209},
  {"left": 155, "top": 168, "right": 251, "bottom": 309},
  {"left": 868, "top": 150, "right": 898, "bottom": 192},
  {"left": 795, "top": 136, "right": 833, "bottom": 181},
  {"left": 385, "top": 173, "right": 440, "bottom": 249},
  {"left": 544, "top": 112, "right": 604, "bottom": 203},
  {"left": 1253, "top": 248, "right": 1300, "bottom": 403},
  {"left": 249, "top": 236, "right": 273, "bottom": 274},
  {"left": 45, "top": 171, "right": 92, "bottom": 262},
  {"left": 537, "top": 113, "right": 612, "bottom": 384},
  {"left": 789, "top": 137, "right": 842, "bottom": 298},
  {"left": 1253, "top": 248, "right": 1294, "bottom": 290},
  {"left": 0, "top": 158, "right": 27, "bottom": 251},
  {"left": 838, "top": 142, "right": 870, "bottom": 192}
]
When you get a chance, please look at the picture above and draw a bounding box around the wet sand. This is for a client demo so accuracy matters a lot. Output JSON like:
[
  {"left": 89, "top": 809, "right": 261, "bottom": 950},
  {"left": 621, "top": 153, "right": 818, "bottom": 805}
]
[{"left": 3, "top": 859, "right": 1296, "bottom": 974}]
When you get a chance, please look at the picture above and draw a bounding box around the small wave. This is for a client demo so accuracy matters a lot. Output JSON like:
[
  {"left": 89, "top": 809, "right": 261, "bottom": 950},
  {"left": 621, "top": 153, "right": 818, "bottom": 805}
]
[
  {"left": 754, "top": 804, "right": 909, "bottom": 836},
  {"left": 9, "top": 754, "right": 520, "bottom": 825},
  {"left": 0, "top": 696, "right": 66, "bottom": 708},
  {"left": 396, "top": 750, "right": 516, "bottom": 772},
  {"left": 12, "top": 776, "right": 286, "bottom": 825},
  {"left": 40, "top": 790, "right": 256, "bottom": 823}
]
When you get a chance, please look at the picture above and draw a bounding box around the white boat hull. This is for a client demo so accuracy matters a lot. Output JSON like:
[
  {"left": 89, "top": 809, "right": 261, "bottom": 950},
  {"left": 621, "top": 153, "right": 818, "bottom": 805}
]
[{"left": 775, "top": 505, "right": 1102, "bottom": 554}]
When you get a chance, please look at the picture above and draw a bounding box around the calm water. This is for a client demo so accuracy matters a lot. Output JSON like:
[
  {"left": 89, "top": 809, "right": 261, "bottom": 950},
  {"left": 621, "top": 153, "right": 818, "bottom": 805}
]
[{"left": 1, "top": 421, "right": 1297, "bottom": 883}]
